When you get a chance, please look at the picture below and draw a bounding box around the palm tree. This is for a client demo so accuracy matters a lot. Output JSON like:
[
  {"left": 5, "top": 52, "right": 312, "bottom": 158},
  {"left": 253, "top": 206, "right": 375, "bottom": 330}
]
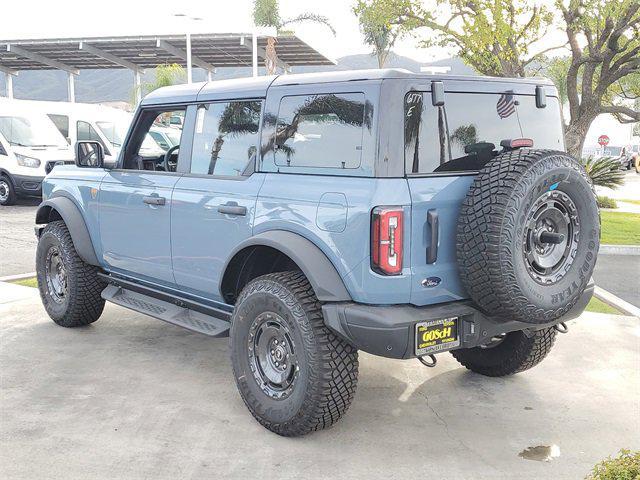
[
  {"left": 583, "top": 156, "right": 625, "bottom": 189},
  {"left": 252, "top": 0, "right": 335, "bottom": 74}
]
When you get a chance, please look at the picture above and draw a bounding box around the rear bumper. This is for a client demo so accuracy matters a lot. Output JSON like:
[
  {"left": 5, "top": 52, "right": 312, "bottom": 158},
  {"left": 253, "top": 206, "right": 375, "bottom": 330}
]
[
  {"left": 12, "top": 173, "right": 44, "bottom": 197},
  {"left": 322, "top": 281, "right": 594, "bottom": 359}
]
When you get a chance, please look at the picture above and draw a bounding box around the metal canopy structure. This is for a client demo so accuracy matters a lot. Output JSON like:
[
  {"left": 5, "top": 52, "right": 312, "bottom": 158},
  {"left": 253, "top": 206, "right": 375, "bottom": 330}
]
[{"left": 0, "top": 33, "right": 334, "bottom": 102}]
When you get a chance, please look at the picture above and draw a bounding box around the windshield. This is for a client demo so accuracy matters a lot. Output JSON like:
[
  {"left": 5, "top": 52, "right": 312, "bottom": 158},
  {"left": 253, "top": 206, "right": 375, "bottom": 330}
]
[
  {"left": 0, "top": 115, "right": 68, "bottom": 147},
  {"left": 96, "top": 121, "right": 129, "bottom": 147},
  {"left": 164, "top": 129, "right": 181, "bottom": 146}
]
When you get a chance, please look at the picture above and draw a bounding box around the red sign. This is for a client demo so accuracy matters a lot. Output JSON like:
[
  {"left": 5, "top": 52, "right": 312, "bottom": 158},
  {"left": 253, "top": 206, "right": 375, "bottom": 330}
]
[{"left": 598, "top": 135, "right": 610, "bottom": 146}]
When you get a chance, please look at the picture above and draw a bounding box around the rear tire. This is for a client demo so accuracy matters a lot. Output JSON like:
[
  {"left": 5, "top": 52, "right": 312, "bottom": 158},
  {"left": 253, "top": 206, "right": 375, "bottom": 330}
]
[
  {"left": 0, "top": 175, "right": 17, "bottom": 206},
  {"left": 36, "top": 220, "right": 106, "bottom": 327},
  {"left": 451, "top": 327, "right": 557, "bottom": 377},
  {"left": 230, "top": 271, "right": 359, "bottom": 436}
]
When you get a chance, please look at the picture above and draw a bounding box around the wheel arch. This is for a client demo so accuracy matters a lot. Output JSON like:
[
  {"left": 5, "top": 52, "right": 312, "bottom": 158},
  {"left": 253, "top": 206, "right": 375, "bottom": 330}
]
[
  {"left": 35, "top": 196, "right": 100, "bottom": 266},
  {"left": 221, "top": 230, "right": 352, "bottom": 304}
]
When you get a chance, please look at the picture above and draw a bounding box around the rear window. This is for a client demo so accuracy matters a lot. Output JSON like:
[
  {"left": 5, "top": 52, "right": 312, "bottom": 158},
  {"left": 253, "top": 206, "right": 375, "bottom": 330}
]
[
  {"left": 274, "top": 93, "right": 368, "bottom": 169},
  {"left": 404, "top": 92, "right": 564, "bottom": 175}
]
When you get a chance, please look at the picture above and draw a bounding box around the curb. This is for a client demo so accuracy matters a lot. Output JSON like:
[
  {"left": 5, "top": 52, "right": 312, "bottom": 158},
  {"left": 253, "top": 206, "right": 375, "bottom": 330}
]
[
  {"left": 0, "top": 272, "right": 36, "bottom": 282},
  {"left": 599, "top": 245, "right": 640, "bottom": 256},
  {"left": 593, "top": 286, "right": 640, "bottom": 318}
]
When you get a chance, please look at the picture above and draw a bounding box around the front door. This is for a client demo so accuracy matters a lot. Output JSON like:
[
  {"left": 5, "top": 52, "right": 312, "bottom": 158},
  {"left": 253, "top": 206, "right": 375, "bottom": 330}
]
[
  {"left": 98, "top": 107, "right": 188, "bottom": 285},
  {"left": 171, "top": 100, "right": 264, "bottom": 302}
]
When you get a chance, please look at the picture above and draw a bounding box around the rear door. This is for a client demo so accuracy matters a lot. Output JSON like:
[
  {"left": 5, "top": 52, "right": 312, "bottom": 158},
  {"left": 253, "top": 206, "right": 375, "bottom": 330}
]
[
  {"left": 171, "top": 99, "right": 264, "bottom": 302},
  {"left": 404, "top": 89, "right": 565, "bottom": 306}
]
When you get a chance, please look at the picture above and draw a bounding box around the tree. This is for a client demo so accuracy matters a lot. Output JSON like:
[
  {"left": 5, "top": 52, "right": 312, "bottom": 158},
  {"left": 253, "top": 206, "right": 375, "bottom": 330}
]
[
  {"left": 252, "top": 0, "right": 335, "bottom": 74},
  {"left": 353, "top": 1, "right": 405, "bottom": 67},
  {"left": 559, "top": 0, "right": 640, "bottom": 156},
  {"left": 142, "top": 64, "right": 185, "bottom": 96},
  {"left": 351, "top": 0, "right": 560, "bottom": 77}
]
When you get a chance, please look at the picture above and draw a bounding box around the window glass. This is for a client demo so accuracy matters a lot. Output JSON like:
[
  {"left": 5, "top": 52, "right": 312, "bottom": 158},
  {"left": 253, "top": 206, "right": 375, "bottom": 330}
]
[
  {"left": 122, "top": 109, "right": 184, "bottom": 171},
  {"left": 274, "top": 93, "right": 368, "bottom": 169},
  {"left": 48, "top": 114, "right": 70, "bottom": 141},
  {"left": 0, "top": 115, "right": 68, "bottom": 147},
  {"left": 77, "top": 121, "right": 101, "bottom": 142},
  {"left": 405, "top": 92, "right": 564, "bottom": 174},
  {"left": 191, "top": 101, "right": 261, "bottom": 176}
]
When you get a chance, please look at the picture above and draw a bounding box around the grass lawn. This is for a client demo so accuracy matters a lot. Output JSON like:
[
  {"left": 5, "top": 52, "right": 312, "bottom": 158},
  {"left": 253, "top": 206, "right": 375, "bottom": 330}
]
[
  {"left": 621, "top": 199, "right": 640, "bottom": 206},
  {"left": 12, "top": 277, "right": 38, "bottom": 288},
  {"left": 600, "top": 211, "right": 640, "bottom": 245},
  {"left": 585, "top": 296, "right": 623, "bottom": 315}
]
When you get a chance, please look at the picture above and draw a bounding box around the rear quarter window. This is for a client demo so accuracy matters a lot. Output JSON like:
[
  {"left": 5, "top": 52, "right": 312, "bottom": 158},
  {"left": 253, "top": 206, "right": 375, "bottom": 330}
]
[
  {"left": 274, "top": 93, "right": 369, "bottom": 169},
  {"left": 405, "top": 91, "right": 564, "bottom": 175}
]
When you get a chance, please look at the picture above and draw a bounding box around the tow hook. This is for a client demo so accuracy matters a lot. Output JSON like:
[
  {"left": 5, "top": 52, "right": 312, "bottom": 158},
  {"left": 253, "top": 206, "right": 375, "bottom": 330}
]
[
  {"left": 418, "top": 354, "right": 437, "bottom": 368},
  {"left": 554, "top": 322, "right": 569, "bottom": 334}
]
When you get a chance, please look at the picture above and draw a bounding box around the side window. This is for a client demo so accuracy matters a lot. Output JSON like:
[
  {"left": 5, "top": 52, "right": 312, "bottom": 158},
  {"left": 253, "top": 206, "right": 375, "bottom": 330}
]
[
  {"left": 77, "top": 121, "right": 101, "bottom": 143},
  {"left": 274, "top": 93, "right": 368, "bottom": 169},
  {"left": 122, "top": 108, "right": 185, "bottom": 171},
  {"left": 48, "top": 114, "right": 70, "bottom": 141},
  {"left": 190, "top": 100, "right": 261, "bottom": 176},
  {"left": 405, "top": 92, "right": 564, "bottom": 174}
]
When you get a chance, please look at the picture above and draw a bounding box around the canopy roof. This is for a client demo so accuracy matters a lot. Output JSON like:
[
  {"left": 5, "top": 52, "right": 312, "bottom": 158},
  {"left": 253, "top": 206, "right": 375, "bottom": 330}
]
[{"left": 0, "top": 33, "right": 334, "bottom": 73}]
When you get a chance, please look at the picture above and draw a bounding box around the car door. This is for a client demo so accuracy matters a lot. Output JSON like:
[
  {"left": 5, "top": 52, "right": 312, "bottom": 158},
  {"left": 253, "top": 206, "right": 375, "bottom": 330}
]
[
  {"left": 171, "top": 100, "right": 264, "bottom": 302},
  {"left": 98, "top": 106, "right": 190, "bottom": 285}
]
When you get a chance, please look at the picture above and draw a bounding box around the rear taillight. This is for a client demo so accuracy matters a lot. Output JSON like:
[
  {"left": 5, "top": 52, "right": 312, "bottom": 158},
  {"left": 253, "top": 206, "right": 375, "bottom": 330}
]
[{"left": 371, "top": 206, "right": 404, "bottom": 275}]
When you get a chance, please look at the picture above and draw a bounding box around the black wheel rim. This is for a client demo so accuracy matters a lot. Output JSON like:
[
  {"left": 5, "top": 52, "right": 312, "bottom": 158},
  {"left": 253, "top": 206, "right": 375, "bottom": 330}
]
[
  {"left": 0, "top": 179, "right": 9, "bottom": 203},
  {"left": 522, "top": 190, "right": 580, "bottom": 285},
  {"left": 45, "top": 246, "right": 68, "bottom": 303},
  {"left": 247, "top": 312, "right": 298, "bottom": 400}
]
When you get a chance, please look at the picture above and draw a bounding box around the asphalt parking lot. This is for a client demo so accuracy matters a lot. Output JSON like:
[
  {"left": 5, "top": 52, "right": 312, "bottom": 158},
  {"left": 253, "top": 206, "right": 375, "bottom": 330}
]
[
  {"left": 0, "top": 197, "right": 39, "bottom": 278},
  {"left": 1, "top": 290, "right": 639, "bottom": 480}
]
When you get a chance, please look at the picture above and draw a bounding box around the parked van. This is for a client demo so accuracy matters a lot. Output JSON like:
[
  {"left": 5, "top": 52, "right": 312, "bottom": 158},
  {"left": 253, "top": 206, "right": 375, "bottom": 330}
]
[
  {"left": 10, "top": 100, "right": 164, "bottom": 162},
  {"left": 0, "top": 101, "right": 74, "bottom": 205}
]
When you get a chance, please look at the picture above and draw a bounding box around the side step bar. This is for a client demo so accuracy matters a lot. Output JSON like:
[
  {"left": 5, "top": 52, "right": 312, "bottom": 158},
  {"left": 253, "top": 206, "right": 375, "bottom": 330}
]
[{"left": 101, "top": 284, "right": 230, "bottom": 337}]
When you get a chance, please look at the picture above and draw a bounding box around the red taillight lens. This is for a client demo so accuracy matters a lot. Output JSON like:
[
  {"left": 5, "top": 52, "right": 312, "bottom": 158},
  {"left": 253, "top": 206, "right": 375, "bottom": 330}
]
[{"left": 371, "top": 207, "right": 403, "bottom": 275}]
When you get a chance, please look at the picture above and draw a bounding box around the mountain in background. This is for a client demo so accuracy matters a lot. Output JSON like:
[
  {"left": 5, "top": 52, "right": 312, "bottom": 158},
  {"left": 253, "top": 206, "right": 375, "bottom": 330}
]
[{"left": 0, "top": 53, "right": 476, "bottom": 105}]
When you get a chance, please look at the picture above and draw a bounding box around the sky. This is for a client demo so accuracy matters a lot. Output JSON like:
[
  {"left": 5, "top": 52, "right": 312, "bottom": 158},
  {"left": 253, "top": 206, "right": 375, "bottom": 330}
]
[
  {"left": 1, "top": 0, "right": 447, "bottom": 63},
  {"left": 2, "top": 0, "right": 636, "bottom": 145}
]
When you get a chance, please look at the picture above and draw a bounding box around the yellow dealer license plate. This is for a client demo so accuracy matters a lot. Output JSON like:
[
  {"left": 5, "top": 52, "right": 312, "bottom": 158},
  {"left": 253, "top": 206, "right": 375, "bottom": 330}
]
[{"left": 415, "top": 317, "right": 460, "bottom": 356}]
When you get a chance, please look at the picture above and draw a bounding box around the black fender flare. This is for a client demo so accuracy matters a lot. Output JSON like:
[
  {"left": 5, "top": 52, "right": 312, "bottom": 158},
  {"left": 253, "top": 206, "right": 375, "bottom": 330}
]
[
  {"left": 35, "top": 196, "right": 100, "bottom": 266},
  {"left": 222, "top": 230, "right": 351, "bottom": 302}
]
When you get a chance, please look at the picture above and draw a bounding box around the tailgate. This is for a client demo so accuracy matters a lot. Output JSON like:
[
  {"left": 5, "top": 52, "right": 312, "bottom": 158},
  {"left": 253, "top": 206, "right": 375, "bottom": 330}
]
[{"left": 407, "top": 175, "right": 474, "bottom": 306}]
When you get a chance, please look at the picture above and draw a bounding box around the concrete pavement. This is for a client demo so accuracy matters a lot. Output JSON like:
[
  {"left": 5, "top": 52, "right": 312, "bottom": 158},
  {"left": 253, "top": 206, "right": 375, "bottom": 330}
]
[
  {"left": 1, "top": 289, "right": 638, "bottom": 480},
  {"left": 0, "top": 197, "right": 39, "bottom": 277}
]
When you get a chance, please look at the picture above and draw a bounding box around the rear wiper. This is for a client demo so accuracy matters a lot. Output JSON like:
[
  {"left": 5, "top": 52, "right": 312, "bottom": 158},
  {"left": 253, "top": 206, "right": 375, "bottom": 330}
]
[{"left": 9, "top": 142, "right": 28, "bottom": 147}]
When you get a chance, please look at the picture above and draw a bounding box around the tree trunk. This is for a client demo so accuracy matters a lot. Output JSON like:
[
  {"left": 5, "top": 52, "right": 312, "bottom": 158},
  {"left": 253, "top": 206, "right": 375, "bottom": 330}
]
[{"left": 565, "top": 113, "right": 597, "bottom": 159}]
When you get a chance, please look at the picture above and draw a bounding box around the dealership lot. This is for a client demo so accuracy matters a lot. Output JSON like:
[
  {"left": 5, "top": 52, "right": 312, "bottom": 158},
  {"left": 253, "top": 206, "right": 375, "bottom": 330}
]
[{"left": 1, "top": 292, "right": 638, "bottom": 480}]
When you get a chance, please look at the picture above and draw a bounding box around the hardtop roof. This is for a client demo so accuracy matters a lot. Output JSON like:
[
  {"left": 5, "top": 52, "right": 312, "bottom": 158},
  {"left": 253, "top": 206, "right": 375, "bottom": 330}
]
[{"left": 141, "top": 68, "right": 556, "bottom": 106}]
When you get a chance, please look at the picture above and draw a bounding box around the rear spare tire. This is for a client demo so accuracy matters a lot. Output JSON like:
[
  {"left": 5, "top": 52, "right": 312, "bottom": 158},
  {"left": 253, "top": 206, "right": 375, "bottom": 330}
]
[{"left": 457, "top": 149, "right": 599, "bottom": 324}]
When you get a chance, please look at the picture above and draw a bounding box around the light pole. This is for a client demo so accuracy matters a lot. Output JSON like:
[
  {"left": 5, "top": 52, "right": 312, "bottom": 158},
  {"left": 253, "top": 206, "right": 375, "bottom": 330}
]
[{"left": 173, "top": 13, "right": 204, "bottom": 84}]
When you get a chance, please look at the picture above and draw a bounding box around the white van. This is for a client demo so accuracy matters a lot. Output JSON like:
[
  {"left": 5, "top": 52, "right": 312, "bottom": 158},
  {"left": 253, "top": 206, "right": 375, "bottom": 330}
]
[
  {"left": 0, "top": 102, "right": 74, "bottom": 206},
  {"left": 11, "top": 100, "right": 164, "bottom": 162}
]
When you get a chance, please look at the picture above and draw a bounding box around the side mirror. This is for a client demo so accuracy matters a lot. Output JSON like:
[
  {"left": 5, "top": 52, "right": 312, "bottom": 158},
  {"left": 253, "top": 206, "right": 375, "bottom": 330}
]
[{"left": 75, "top": 141, "right": 105, "bottom": 168}]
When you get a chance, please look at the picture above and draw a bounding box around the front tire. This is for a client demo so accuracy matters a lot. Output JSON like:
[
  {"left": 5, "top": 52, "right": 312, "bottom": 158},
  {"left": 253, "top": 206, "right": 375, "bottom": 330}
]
[
  {"left": 451, "top": 327, "right": 557, "bottom": 377},
  {"left": 36, "top": 220, "right": 106, "bottom": 327},
  {"left": 0, "top": 175, "right": 17, "bottom": 206},
  {"left": 230, "top": 271, "right": 359, "bottom": 436}
]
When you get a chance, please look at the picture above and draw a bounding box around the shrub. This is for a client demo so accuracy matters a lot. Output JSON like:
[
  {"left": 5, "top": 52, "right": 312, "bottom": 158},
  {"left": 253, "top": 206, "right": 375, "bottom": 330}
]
[
  {"left": 586, "top": 449, "right": 640, "bottom": 480},
  {"left": 597, "top": 195, "right": 618, "bottom": 209},
  {"left": 583, "top": 156, "right": 625, "bottom": 189}
]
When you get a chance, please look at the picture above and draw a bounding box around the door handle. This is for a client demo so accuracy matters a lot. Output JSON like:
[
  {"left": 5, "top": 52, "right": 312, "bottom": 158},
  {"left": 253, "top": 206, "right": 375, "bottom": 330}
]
[
  {"left": 143, "top": 195, "right": 166, "bottom": 206},
  {"left": 427, "top": 209, "right": 438, "bottom": 264},
  {"left": 217, "top": 203, "right": 247, "bottom": 216}
]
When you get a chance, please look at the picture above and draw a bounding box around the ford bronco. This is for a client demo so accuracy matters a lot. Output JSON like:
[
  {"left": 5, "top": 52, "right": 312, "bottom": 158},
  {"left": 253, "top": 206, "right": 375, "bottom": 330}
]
[{"left": 34, "top": 70, "right": 599, "bottom": 436}]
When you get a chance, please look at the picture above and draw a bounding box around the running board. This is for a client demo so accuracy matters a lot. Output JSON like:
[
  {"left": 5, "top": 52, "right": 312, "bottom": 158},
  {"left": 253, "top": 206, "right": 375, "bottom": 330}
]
[{"left": 101, "top": 285, "right": 230, "bottom": 337}]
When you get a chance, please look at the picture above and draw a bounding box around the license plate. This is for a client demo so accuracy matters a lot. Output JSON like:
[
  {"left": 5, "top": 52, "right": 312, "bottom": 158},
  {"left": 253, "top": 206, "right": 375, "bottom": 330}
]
[{"left": 415, "top": 317, "right": 460, "bottom": 356}]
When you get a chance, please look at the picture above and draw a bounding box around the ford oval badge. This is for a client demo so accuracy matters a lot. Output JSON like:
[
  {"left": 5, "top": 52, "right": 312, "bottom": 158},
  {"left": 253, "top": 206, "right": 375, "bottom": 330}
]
[{"left": 421, "top": 277, "right": 442, "bottom": 288}]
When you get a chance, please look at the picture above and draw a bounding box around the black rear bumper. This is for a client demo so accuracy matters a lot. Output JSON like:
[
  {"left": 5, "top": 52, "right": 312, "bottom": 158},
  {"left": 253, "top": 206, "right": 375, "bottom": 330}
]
[{"left": 322, "top": 281, "right": 594, "bottom": 359}]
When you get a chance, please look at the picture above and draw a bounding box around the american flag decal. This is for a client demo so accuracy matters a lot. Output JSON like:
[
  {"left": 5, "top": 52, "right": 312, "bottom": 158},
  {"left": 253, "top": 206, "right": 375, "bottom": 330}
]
[{"left": 496, "top": 92, "right": 516, "bottom": 118}]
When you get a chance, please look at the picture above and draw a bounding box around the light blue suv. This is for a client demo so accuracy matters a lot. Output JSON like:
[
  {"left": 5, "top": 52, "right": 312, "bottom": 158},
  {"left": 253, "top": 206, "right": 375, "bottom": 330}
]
[{"left": 35, "top": 70, "right": 599, "bottom": 436}]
